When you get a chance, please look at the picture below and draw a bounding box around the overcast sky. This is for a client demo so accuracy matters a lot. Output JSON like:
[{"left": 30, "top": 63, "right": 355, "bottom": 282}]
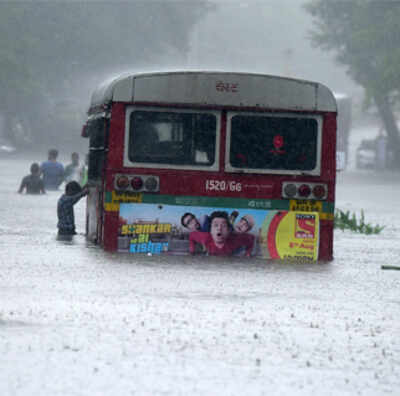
[{"left": 186, "top": 0, "right": 359, "bottom": 97}]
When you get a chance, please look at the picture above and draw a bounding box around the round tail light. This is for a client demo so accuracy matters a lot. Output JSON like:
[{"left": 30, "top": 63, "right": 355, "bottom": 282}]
[
  {"left": 131, "top": 176, "right": 143, "bottom": 190},
  {"left": 116, "top": 175, "right": 129, "bottom": 190},
  {"left": 298, "top": 184, "right": 311, "bottom": 197},
  {"left": 313, "top": 184, "right": 326, "bottom": 199},
  {"left": 283, "top": 183, "right": 297, "bottom": 198},
  {"left": 144, "top": 177, "right": 158, "bottom": 191}
]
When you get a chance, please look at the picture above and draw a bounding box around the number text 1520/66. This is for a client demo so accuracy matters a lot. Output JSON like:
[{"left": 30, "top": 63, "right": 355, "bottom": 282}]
[{"left": 205, "top": 180, "right": 242, "bottom": 192}]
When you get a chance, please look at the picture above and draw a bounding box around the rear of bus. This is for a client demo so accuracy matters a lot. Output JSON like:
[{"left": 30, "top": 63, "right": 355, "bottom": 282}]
[{"left": 83, "top": 71, "right": 337, "bottom": 261}]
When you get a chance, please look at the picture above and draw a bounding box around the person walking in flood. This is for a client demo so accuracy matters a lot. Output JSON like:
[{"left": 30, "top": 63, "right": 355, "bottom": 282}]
[
  {"left": 57, "top": 181, "right": 88, "bottom": 237},
  {"left": 64, "top": 152, "right": 84, "bottom": 183},
  {"left": 18, "top": 163, "right": 45, "bottom": 194},
  {"left": 40, "top": 149, "right": 64, "bottom": 190}
]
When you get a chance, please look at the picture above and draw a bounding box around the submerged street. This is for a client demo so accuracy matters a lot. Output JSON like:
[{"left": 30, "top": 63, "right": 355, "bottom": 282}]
[{"left": 1, "top": 151, "right": 399, "bottom": 396}]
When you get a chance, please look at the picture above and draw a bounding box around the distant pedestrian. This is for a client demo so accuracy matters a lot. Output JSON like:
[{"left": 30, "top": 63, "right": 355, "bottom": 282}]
[
  {"left": 64, "top": 152, "right": 84, "bottom": 183},
  {"left": 40, "top": 149, "right": 64, "bottom": 190},
  {"left": 57, "top": 181, "right": 88, "bottom": 237},
  {"left": 18, "top": 163, "right": 45, "bottom": 194}
]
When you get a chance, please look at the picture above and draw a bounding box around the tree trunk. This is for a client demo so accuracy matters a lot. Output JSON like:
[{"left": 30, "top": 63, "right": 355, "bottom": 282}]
[{"left": 373, "top": 93, "right": 400, "bottom": 169}]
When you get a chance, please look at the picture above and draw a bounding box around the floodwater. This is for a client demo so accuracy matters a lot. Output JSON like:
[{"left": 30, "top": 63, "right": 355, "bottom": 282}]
[{"left": 1, "top": 136, "right": 399, "bottom": 395}]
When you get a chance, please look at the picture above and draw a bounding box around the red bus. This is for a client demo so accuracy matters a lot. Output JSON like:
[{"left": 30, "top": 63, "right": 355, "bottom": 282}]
[{"left": 82, "top": 71, "right": 337, "bottom": 261}]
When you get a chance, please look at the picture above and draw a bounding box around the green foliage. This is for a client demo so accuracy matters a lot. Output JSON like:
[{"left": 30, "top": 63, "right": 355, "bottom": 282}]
[
  {"left": 0, "top": 1, "right": 214, "bottom": 148},
  {"left": 304, "top": 0, "right": 400, "bottom": 168},
  {"left": 334, "top": 209, "right": 384, "bottom": 235},
  {"left": 304, "top": 1, "right": 400, "bottom": 94}
]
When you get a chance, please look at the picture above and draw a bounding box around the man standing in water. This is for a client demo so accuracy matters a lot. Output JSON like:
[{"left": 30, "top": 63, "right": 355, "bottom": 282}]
[
  {"left": 40, "top": 149, "right": 64, "bottom": 190},
  {"left": 18, "top": 163, "right": 46, "bottom": 194},
  {"left": 64, "top": 152, "right": 83, "bottom": 183}
]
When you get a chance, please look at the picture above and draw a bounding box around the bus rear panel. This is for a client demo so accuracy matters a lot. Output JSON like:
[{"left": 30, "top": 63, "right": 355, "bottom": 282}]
[{"left": 83, "top": 71, "right": 337, "bottom": 261}]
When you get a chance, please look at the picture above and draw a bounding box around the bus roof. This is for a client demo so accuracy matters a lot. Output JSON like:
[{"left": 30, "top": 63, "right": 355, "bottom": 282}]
[{"left": 89, "top": 70, "right": 337, "bottom": 113}]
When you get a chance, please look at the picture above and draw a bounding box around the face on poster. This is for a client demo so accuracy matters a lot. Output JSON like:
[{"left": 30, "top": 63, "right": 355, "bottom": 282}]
[{"left": 118, "top": 203, "right": 319, "bottom": 260}]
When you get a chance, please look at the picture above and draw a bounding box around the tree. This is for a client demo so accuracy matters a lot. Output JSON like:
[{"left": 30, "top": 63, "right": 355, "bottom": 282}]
[
  {"left": 304, "top": 0, "right": 400, "bottom": 168},
  {"left": 0, "top": 1, "right": 213, "bottom": 150}
]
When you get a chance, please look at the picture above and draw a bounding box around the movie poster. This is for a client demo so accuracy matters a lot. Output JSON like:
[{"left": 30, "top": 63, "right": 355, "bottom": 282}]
[{"left": 118, "top": 203, "right": 319, "bottom": 261}]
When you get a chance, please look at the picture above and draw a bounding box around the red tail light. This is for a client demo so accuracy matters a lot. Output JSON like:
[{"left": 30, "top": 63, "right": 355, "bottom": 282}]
[
  {"left": 298, "top": 184, "right": 311, "bottom": 197},
  {"left": 131, "top": 177, "right": 143, "bottom": 190},
  {"left": 312, "top": 184, "right": 326, "bottom": 199}
]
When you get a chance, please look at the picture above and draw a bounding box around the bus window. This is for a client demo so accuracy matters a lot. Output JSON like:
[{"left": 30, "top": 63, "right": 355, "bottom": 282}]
[
  {"left": 228, "top": 114, "right": 320, "bottom": 174},
  {"left": 127, "top": 110, "right": 217, "bottom": 167}
]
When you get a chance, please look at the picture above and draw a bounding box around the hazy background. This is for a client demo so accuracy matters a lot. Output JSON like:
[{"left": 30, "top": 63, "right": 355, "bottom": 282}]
[
  {"left": 0, "top": 0, "right": 372, "bottom": 154},
  {"left": 187, "top": 0, "right": 358, "bottom": 93}
]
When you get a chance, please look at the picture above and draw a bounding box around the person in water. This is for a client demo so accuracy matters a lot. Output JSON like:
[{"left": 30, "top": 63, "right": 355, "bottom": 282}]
[
  {"left": 40, "top": 148, "right": 64, "bottom": 190},
  {"left": 57, "top": 181, "right": 88, "bottom": 236},
  {"left": 18, "top": 163, "right": 45, "bottom": 194}
]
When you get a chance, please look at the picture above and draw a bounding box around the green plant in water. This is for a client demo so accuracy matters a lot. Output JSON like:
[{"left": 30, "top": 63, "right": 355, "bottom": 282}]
[{"left": 334, "top": 209, "right": 385, "bottom": 234}]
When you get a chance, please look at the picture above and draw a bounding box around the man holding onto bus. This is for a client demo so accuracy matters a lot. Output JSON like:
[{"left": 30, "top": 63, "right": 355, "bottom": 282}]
[{"left": 57, "top": 181, "right": 88, "bottom": 237}]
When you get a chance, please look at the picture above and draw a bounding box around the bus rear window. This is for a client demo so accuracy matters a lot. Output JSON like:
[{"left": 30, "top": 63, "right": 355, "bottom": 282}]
[
  {"left": 128, "top": 110, "right": 217, "bottom": 167},
  {"left": 228, "top": 114, "right": 319, "bottom": 172}
]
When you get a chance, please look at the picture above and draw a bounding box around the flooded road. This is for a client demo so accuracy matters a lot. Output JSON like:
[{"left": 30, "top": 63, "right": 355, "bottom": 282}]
[{"left": 1, "top": 152, "right": 399, "bottom": 396}]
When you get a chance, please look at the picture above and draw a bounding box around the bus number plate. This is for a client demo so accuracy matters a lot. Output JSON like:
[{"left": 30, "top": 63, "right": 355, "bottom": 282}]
[{"left": 206, "top": 179, "right": 242, "bottom": 192}]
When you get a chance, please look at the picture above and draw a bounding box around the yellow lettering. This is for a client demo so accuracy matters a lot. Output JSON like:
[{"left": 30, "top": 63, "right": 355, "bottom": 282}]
[
  {"left": 121, "top": 225, "right": 137, "bottom": 235},
  {"left": 138, "top": 234, "right": 149, "bottom": 243},
  {"left": 122, "top": 223, "right": 172, "bottom": 235},
  {"left": 142, "top": 224, "right": 150, "bottom": 233},
  {"left": 149, "top": 224, "right": 157, "bottom": 233},
  {"left": 163, "top": 224, "right": 171, "bottom": 233}
]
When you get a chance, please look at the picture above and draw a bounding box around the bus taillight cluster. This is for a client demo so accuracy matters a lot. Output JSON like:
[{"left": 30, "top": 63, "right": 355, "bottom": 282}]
[
  {"left": 282, "top": 182, "right": 327, "bottom": 200},
  {"left": 114, "top": 174, "right": 159, "bottom": 193}
]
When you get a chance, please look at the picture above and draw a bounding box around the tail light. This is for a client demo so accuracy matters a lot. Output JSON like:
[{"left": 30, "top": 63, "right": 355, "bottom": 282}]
[
  {"left": 298, "top": 184, "right": 311, "bottom": 197},
  {"left": 131, "top": 177, "right": 143, "bottom": 190},
  {"left": 282, "top": 182, "right": 327, "bottom": 200},
  {"left": 116, "top": 175, "right": 130, "bottom": 190},
  {"left": 114, "top": 174, "right": 159, "bottom": 192},
  {"left": 144, "top": 176, "right": 158, "bottom": 191},
  {"left": 283, "top": 183, "right": 297, "bottom": 198},
  {"left": 312, "top": 184, "right": 326, "bottom": 199}
]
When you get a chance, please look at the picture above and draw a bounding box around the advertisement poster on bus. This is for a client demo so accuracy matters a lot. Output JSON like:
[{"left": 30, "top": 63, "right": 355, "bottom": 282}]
[{"left": 118, "top": 203, "right": 320, "bottom": 261}]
